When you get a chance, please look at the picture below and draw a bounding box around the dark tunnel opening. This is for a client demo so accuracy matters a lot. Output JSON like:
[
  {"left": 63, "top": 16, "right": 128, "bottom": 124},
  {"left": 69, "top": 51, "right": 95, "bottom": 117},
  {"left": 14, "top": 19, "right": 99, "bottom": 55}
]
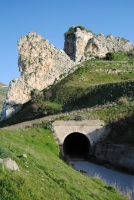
[{"left": 63, "top": 132, "right": 90, "bottom": 159}]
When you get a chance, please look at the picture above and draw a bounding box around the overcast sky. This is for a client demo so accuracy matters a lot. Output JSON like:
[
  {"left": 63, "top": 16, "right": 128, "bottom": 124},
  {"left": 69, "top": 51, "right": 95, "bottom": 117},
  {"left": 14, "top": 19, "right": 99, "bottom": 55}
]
[{"left": 0, "top": 0, "right": 134, "bottom": 85}]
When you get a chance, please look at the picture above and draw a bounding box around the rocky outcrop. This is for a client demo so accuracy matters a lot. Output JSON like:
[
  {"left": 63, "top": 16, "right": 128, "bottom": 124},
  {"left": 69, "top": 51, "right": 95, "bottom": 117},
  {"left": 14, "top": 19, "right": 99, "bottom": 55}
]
[
  {"left": 1, "top": 26, "right": 134, "bottom": 120},
  {"left": 1, "top": 32, "right": 75, "bottom": 120},
  {"left": 64, "top": 26, "right": 134, "bottom": 62}
]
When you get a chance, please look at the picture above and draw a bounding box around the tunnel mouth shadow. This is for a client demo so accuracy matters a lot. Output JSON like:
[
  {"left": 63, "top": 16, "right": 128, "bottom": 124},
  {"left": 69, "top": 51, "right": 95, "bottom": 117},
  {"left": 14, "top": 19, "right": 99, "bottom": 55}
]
[{"left": 63, "top": 132, "right": 90, "bottom": 160}]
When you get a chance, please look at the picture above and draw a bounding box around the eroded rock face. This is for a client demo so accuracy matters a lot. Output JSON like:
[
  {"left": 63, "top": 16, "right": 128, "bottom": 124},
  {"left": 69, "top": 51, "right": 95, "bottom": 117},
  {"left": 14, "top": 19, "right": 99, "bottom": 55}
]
[
  {"left": 64, "top": 26, "right": 134, "bottom": 62},
  {"left": 1, "top": 32, "right": 75, "bottom": 120},
  {"left": 18, "top": 32, "right": 75, "bottom": 90}
]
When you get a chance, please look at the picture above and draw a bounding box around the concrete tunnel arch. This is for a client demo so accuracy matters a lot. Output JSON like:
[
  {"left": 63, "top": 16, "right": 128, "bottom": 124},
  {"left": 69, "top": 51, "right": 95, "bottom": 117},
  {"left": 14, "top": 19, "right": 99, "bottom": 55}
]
[{"left": 63, "top": 132, "right": 90, "bottom": 159}]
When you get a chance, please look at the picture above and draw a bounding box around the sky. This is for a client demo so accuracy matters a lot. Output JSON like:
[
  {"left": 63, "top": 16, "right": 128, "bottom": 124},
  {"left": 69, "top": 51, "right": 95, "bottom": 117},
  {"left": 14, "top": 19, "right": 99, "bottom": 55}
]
[{"left": 0, "top": 0, "right": 134, "bottom": 85}]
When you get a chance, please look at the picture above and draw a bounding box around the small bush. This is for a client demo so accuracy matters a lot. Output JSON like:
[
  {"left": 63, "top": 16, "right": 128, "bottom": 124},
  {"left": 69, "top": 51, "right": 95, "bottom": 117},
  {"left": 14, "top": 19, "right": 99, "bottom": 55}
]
[
  {"left": 59, "top": 115, "right": 68, "bottom": 120},
  {"left": 31, "top": 89, "right": 44, "bottom": 111},
  {"left": 41, "top": 121, "right": 52, "bottom": 130},
  {"left": 105, "top": 52, "right": 115, "bottom": 60},
  {"left": 0, "top": 147, "right": 12, "bottom": 159},
  {"left": 64, "top": 25, "right": 93, "bottom": 36}
]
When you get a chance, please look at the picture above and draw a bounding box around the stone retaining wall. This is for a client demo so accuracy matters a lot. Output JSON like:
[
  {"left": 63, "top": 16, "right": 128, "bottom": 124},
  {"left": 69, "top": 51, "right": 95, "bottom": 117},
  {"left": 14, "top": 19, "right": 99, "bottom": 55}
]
[{"left": 94, "top": 143, "right": 134, "bottom": 171}]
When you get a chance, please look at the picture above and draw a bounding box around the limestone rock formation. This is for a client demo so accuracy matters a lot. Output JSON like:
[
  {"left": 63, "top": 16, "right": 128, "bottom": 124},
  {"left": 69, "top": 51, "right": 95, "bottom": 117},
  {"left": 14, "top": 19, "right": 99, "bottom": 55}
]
[
  {"left": 64, "top": 26, "right": 134, "bottom": 62},
  {"left": 1, "top": 26, "right": 134, "bottom": 120},
  {"left": 1, "top": 32, "right": 75, "bottom": 120}
]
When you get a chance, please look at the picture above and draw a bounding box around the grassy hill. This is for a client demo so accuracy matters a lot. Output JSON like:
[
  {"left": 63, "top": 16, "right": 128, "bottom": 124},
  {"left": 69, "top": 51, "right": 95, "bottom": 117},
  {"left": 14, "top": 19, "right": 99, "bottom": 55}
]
[
  {"left": 0, "top": 127, "right": 126, "bottom": 200},
  {"left": 0, "top": 52, "right": 134, "bottom": 199},
  {"left": 0, "top": 52, "right": 134, "bottom": 144},
  {"left": 0, "top": 82, "right": 8, "bottom": 112}
]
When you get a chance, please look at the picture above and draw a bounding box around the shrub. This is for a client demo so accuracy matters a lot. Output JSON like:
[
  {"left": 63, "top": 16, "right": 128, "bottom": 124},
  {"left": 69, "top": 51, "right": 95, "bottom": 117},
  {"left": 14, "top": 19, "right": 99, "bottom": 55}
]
[
  {"left": 0, "top": 147, "right": 12, "bottom": 159},
  {"left": 31, "top": 89, "right": 44, "bottom": 110},
  {"left": 64, "top": 25, "right": 93, "bottom": 36},
  {"left": 58, "top": 115, "right": 68, "bottom": 120},
  {"left": 31, "top": 89, "right": 40, "bottom": 98},
  {"left": 41, "top": 121, "right": 52, "bottom": 130},
  {"left": 105, "top": 52, "right": 115, "bottom": 60}
]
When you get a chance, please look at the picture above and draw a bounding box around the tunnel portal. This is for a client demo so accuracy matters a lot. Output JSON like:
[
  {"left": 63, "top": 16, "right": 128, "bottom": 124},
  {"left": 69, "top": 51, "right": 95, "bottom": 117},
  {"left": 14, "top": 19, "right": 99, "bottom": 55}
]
[{"left": 63, "top": 132, "right": 90, "bottom": 159}]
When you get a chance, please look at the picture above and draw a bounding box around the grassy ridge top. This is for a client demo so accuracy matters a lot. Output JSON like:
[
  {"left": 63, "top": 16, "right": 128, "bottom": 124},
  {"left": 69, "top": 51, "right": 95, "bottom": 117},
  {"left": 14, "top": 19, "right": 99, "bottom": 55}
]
[{"left": 0, "top": 127, "right": 125, "bottom": 200}]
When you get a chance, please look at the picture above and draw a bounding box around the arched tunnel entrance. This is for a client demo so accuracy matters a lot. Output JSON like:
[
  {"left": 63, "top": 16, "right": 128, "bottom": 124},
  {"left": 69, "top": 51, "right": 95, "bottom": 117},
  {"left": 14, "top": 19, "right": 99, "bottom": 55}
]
[{"left": 63, "top": 132, "right": 90, "bottom": 159}]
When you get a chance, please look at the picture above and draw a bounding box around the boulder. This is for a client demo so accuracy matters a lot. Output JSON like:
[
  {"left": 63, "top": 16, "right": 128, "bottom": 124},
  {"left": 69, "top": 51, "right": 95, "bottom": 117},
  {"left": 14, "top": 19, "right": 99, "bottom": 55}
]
[{"left": 2, "top": 158, "right": 19, "bottom": 171}]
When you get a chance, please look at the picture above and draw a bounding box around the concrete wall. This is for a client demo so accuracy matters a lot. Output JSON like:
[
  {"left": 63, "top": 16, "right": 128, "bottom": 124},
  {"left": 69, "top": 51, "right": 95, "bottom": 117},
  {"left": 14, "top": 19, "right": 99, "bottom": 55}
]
[
  {"left": 52, "top": 120, "right": 110, "bottom": 156},
  {"left": 94, "top": 143, "right": 134, "bottom": 171}
]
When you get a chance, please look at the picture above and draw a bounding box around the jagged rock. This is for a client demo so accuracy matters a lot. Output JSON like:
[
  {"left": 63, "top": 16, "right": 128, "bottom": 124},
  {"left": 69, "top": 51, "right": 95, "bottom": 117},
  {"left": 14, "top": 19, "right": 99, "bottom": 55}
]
[
  {"left": 64, "top": 26, "right": 134, "bottom": 62},
  {"left": 1, "top": 78, "right": 32, "bottom": 119},
  {"left": 2, "top": 158, "right": 19, "bottom": 171},
  {"left": 1, "top": 27, "right": 134, "bottom": 120},
  {"left": 1, "top": 32, "right": 75, "bottom": 120}
]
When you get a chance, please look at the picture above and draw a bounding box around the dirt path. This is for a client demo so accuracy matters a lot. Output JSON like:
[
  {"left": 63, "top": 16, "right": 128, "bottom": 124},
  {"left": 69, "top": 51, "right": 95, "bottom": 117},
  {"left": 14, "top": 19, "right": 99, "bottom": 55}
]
[{"left": 0, "top": 114, "right": 59, "bottom": 130}]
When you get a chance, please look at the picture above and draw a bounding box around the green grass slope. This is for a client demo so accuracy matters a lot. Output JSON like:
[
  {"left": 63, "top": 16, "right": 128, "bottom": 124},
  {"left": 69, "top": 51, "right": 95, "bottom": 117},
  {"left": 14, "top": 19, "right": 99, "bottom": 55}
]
[
  {"left": 0, "top": 127, "right": 126, "bottom": 200},
  {"left": 0, "top": 82, "right": 8, "bottom": 112},
  {"left": 0, "top": 52, "right": 134, "bottom": 144}
]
